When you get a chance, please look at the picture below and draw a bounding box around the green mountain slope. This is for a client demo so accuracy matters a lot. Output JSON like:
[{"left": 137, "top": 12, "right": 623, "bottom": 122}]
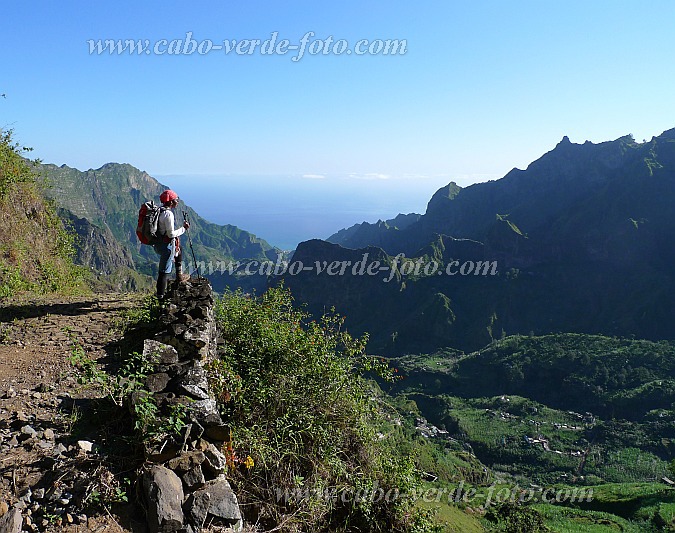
[
  {"left": 332, "top": 133, "right": 672, "bottom": 258},
  {"left": 39, "top": 162, "right": 280, "bottom": 290},
  {"left": 395, "top": 333, "right": 675, "bottom": 420},
  {"left": 388, "top": 334, "right": 675, "bottom": 517},
  {"left": 57, "top": 208, "right": 150, "bottom": 291},
  {"left": 374, "top": 332, "right": 675, "bottom": 531}
]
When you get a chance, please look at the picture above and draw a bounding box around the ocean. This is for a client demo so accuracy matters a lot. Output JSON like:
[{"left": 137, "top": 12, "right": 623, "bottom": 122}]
[{"left": 157, "top": 174, "right": 451, "bottom": 250}]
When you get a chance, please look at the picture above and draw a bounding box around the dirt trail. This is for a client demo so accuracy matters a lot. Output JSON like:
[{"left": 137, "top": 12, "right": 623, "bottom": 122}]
[
  {"left": 0, "top": 293, "right": 142, "bottom": 532},
  {"left": 0, "top": 294, "right": 138, "bottom": 386},
  {"left": 0, "top": 293, "right": 248, "bottom": 533}
]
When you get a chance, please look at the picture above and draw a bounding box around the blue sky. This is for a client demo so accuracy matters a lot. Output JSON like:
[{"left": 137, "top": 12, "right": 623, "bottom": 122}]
[{"left": 2, "top": 1, "right": 675, "bottom": 190}]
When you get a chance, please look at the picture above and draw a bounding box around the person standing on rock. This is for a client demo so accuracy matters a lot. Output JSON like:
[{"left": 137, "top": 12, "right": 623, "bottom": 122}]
[{"left": 154, "top": 189, "right": 190, "bottom": 299}]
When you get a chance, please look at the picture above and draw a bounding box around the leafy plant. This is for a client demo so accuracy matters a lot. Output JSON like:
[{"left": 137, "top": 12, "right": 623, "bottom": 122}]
[
  {"left": 211, "top": 286, "right": 433, "bottom": 532},
  {"left": 0, "top": 129, "right": 36, "bottom": 198},
  {"left": 485, "top": 503, "right": 549, "bottom": 532},
  {"left": 68, "top": 332, "right": 152, "bottom": 409},
  {"left": 135, "top": 397, "right": 189, "bottom": 439},
  {"left": 131, "top": 391, "right": 160, "bottom": 434},
  {"left": 67, "top": 332, "right": 190, "bottom": 446}
]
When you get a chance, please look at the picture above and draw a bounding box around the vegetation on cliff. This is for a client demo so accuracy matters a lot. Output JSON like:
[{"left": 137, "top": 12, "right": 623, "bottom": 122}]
[{"left": 0, "top": 129, "right": 84, "bottom": 297}]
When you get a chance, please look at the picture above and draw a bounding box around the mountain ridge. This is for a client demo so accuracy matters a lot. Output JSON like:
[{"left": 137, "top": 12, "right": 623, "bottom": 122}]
[
  {"left": 282, "top": 128, "right": 675, "bottom": 355},
  {"left": 39, "top": 161, "right": 280, "bottom": 290},
  {"left": 332, "top": 133, "right": 650, "bottom": 256}
]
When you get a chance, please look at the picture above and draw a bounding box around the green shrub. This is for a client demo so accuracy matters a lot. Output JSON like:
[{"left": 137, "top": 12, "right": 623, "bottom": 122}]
[
  {"left": 0, "top": 129, "right": 35, "bottom": 198},
  {"left": 485, "top": 503, "right": 549, "bottom": 532},
  {"left": 211, "top": 286, "right": 434, "bottom": 532}
]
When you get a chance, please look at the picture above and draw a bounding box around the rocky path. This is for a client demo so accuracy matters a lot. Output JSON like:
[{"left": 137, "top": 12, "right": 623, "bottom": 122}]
[
  {"left": 0, "top": 295, "right": 137, "bottom": 383},
  {"left": 0, "top": 293, "right": 142, "bottom": 533}
]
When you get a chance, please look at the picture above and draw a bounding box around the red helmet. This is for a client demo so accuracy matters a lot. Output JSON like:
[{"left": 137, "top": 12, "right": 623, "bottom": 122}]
[{"left": 160, "top": 189, "right": 178, "bottom": 204}]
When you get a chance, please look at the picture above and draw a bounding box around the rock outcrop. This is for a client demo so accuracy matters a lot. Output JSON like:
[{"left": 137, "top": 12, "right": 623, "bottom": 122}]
[{"left": 139, "top": 278, "right": 242, "bottom": 532}]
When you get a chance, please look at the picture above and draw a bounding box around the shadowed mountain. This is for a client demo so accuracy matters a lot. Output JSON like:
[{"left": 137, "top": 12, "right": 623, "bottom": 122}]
[
  {"left": 327, "top": 213, "right": 421, "bottom": 250},
  {"left": 282, "top": 129, "right": 675, "bottom": 355}
]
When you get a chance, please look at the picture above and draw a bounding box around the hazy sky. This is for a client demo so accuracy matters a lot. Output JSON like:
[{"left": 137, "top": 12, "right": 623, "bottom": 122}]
[{"left": 2, "top": 1, "right": 675, "bottom": 185}]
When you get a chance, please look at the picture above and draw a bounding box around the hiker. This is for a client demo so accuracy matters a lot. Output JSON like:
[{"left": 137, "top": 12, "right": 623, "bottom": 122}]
[{"left": 154, "top": 189, "right": 190, "bottom": 299}]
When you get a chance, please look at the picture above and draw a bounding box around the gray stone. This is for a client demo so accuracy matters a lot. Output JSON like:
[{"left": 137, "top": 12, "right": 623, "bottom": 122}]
[
  {"left": 203, "top": 443, "right": 228, "bottom": 476},
  {"left": 42, "top": 428, "right": 55, "bottom": 440},
  {"left": 167, "top": 451, "right": 206, "bottom": 473},
  {"left": 13, "top": 411, "right": 29, "bottom": 424},
  {"left": 156, "top": 360, "right": 190, "bottom": 375},
  {"left": 77, "top": 440, "right": 94, "bottom": 452},
  {"left": 194, "top": 477, "right": 242, "bottom": 530},
  {"left": 187, "top": 420, "right": 205, "bottom": 440},
  {"left": 183, "top": 491, "right": 210, "bottom": 529},
  {"left": 0, "top": 507, "right": 23, "bottom": 533},
  {"left": 181, "top": 465, "right": 205, "bottom": 491},
  {"left": 144, "top": 340, "right": 180, "bottom": 365},
  {"left": 183, "top": 328, "right": 208, "bottom": 349},
  {"left": 188, "top": 399, "right": 222, "bottom": 427},
  {"left": 179, "top": 384, "right": 210, "bottom": 401},
  {"left": 146, "top": 373, "right": 171, "bottom": 393},
  {"left": 20, "top": 426, "right": 36, "bottom": 438},
  {"left": 169, "top": 323, "right": 187, "bottom": 337},
  {"left": 190, "top": 318, "right": 206, "bottom": 330},
  {"left": 142, "top": 466, "right": 184, "bottom": 533},
  {"left": 53, "top": 443, "right": 67, "bottom": 456},
  {"left": 198, "top": 285, "right": 213, "bottom": 300},
  {"left": 183, "top": 364, "right": 208, "bottom": 389},
  {"left": 46, "top": 487, "right": 62, "bottom": 502}
]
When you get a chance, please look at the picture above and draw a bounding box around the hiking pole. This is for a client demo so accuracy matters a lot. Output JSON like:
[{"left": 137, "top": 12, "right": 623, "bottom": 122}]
[{"left": 182, "top": 210, "right": 201, "bottom": 279}]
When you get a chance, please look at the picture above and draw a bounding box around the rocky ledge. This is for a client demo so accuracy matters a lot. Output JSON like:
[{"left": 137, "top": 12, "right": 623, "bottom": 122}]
[{"left": 137, "top": 278, "right": 243, "bottom": 533}]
